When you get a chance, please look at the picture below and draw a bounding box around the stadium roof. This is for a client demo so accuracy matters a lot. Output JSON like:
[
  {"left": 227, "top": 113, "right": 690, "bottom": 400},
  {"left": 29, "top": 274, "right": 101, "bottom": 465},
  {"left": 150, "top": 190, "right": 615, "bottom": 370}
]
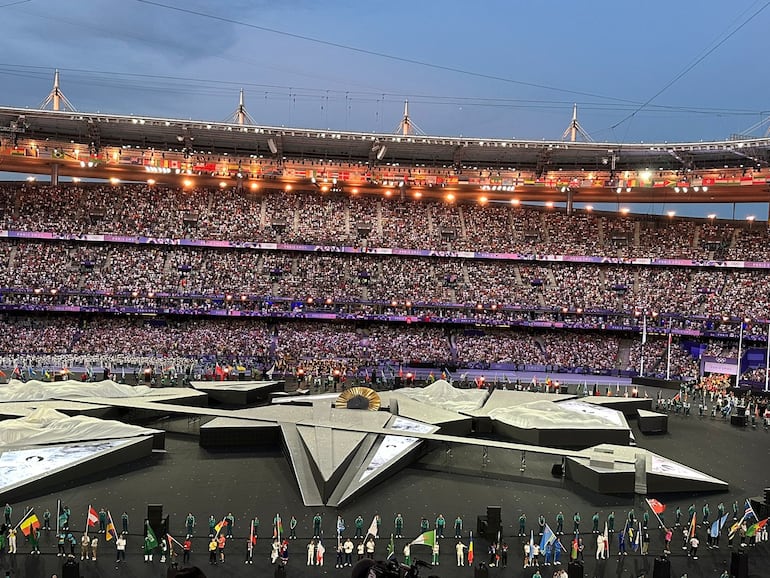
[{"left": 2, "top": 105, "right": 770, "bottom": 203}]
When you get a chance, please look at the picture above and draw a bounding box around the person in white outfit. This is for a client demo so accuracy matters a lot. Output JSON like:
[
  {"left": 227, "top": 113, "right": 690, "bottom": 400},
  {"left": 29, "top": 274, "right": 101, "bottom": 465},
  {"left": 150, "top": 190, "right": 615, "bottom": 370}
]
[
  {"left": 596, "top": 534, "right": 606, "bottom": 559},
  {"left": 456, "top": 541, "right": 467, "bottom": 566},
  {"left": 306, "top": 540, "right": 315, "bottom": 565}
]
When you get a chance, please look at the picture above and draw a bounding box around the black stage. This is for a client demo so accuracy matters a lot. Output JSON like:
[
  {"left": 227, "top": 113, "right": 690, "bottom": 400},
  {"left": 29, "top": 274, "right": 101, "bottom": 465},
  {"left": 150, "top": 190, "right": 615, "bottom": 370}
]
[{"left": 1, "top": 396, "right": 768, "bottom": 578}]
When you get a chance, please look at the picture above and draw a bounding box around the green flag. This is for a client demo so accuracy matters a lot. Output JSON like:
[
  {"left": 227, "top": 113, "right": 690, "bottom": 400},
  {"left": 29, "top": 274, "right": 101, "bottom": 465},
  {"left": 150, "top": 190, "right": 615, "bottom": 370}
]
[
  {"left": 745, "top": 518, "right": 768, "bottom": 538},
  {"left": 145, "top": 521, "right": 159, "bottom": 549},
  {"left": 387, "top": 534, "right": 395, "bottom": 559},
  {"left": 409, "top": 529, "right": 435, "bottom": 548}
]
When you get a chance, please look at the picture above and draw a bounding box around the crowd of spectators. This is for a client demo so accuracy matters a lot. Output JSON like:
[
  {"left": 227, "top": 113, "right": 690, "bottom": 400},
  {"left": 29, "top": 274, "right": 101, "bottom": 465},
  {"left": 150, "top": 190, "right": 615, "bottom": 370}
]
[
  {"left": 2, "top": 236, "right": 770, "bottom": 322},
  {"left": 2, "top": 183, "right": 769, "bottom": 260},
  {"left": 0, "top": 313, "right": 712, "bottom": 379},
  {"left": 0, "top": 183, "right": 768, "bottom": 379}
]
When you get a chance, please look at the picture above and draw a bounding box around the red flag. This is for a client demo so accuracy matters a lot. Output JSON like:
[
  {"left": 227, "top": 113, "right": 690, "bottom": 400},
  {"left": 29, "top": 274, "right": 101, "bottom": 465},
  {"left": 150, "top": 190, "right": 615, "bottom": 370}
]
[
  {"left": 646, "top": 498, "right": 666, "bottom": 515},
  {"left": 87, "top": 506, "right": 99, "bottom": 527},
  {"left": 214, "top": 364, "right": 225, "bottom": 381}
]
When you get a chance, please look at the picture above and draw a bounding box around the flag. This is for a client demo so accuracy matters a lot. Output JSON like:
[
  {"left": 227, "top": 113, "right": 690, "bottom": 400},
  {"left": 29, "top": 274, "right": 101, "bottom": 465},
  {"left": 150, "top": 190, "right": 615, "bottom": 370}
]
[
  {"left": 632, "top": 522, "right": 641, "bottom": 552},
  {"left": 688, "top": 512, "right": 697, "bottom": 538},
  {"left": 366, "top": 516, "right": 378, "bottom": 538},
  {"left": 646, "top": 498, "right": 666, "bottom": 516},
  {"left": 266, "top": 362, "right": 276, "bottom": 379},
  {"left": 745, "top": 499, "right": 758, "bottom": 522},
  {"left": 539, "top": 524, "right": 556, "bottom": 551},
  {"left": 215, "top": 518, "right": 227, "bottom": 536},
  {"left": 710, "top": 514, "right": 728, "bottom": 538},
  {"left": 746, "top": 518, "right": 768, "bottom": 538},
  {"left": 409, "top": 529, "right": 435, "bottom": 548},
  {"left": 603, "top": 521, "right": 609, "bottom": 557},
  {"left": 87, "top": 505, "right": 99, "bottom": 528},
  {"left": 387, "top": 534, "right": 394, "bottom": 559},
  {"left": 214, "top": 364, "right": 225, "bottom": 380},
  {"left": 467, "top": 531, "right": 474, "bottom": 564},
  {"left": 106, "top": 511, "right": 118, "bottom": 541},
  {"left": 145, "top": 521, "right": 159, "bottom": 549},
  {"left": 570, "top": 536, "right": 578, "bottom": 560},
  {"left": 20, "top": 513, "right": 40, "bottom": 536},
  {"left": 728, "top": 518, "right": 743, "bottom": 539},
  {"left": 273, "top": 514, "right": 283, "bottom": 539}
]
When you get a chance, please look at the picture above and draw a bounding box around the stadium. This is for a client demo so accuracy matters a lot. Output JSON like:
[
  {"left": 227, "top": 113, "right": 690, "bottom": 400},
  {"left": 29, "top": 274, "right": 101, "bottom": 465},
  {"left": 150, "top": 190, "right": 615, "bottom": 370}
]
[{"left": 1, "top": 4, "right": 770, "bottom": 577}]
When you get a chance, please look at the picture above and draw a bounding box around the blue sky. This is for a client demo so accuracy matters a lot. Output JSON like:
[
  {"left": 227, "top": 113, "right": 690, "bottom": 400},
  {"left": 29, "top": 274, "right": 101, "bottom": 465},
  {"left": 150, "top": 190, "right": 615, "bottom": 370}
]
[{"left": 1, "top": 0, "right": 769, "bottom": 219}]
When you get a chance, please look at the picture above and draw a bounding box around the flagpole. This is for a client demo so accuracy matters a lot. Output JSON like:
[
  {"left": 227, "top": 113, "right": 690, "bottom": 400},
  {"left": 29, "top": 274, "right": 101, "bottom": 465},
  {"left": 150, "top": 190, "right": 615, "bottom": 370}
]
[
  {"left": 737, "top": 318, "right": 745, "bottom": 387},
  {"left": 13, "top": 507, "right": 34, "bottom": 532},
  {"left": 644, "top": 499, "right": 665, "bottom": 529},
  {"left": 86, "top": 504, "right": 90, "bottom": 536},
  {"left": 665, "top": 321, "right": 672, "bottom": 381},
  {"left": 765, "top": 321, "right": 770, "bottom": 392},
  {"left": 640, "top": 312, "right": 646, "bottom": 376},
  {"left": 56, "top": 499, "right": 61, "bottom": 536}
]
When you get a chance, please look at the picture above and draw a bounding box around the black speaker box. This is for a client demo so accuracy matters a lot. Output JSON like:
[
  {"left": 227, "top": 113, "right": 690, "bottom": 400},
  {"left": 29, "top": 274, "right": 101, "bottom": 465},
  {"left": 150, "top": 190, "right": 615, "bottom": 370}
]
[
  {"left": 476, "top": 515, "right": 488, "bottom": 536},
  {"left": 652, "top": 557, "right": 671, "bottom": 578},
  {"left": 61, "top": 559, "right": 80, "bottom": 578},
  {"left": 730, "top": 550, "right": 748, "bottom": 578},
  {"left": 551, "top": 463, "right": 564, "bottom": 477},
  {"left": 148, "top": 504, "right": 163, "bottom": 524},
  {"left": 487, "top": 506, "right": 501, "bottom": 527},
  {"left": 567, "top": 560, "right": 584, "bottom": 578}
]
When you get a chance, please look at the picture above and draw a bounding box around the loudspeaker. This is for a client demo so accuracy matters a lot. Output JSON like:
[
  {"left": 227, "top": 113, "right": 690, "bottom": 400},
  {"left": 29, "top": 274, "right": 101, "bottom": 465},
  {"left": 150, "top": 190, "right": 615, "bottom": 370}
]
[
  {"left": 148, "top": 504, "right": 163, "bottom": 524},
  {"left": 102, "top": 369, "right": 110, "bottom": 381},
  {"left": 61, "top": 559, "right": 80, "bottom": 578},
  {"left": 551, "top": 463, "right": 564, "bottom": 477},
  {"left": 147, "top": 504, "right": 164, "bottom": 537},
  {"left": 567, "top": 560, "right": 584, "bottom": 578},
  {"left": 486, "top": 506, "right": 502, "bottom": 527},
  {"left": 730, "top": 550, "right": 748, "bottom": 578},
  {"left": 652, "top": 557, "right": 671, "bottom": 578},
  {"left": 765, "top": 487, "right": 770, "bottom": 506},
  {"left": 476, "top": 515, "right": 488, "bottom": 536}
]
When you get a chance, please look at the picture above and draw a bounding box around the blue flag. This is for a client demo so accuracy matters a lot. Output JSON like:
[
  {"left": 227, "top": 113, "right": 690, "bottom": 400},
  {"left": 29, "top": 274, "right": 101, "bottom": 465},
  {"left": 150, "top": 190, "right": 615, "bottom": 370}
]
[
  {"left": 710, "top": 513, "right": 729, "bottom": 538},
  {"left": 540, "top": 523, "right": 556, "bottom": 551}
]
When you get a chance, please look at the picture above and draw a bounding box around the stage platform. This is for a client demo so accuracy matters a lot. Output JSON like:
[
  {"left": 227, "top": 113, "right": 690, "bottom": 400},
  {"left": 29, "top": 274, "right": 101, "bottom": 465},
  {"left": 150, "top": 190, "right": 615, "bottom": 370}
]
[
  {"left": 581, "top": 395, "right": 654, "bottom": 416},
  {"left": 637, "top": 408, "right": 669, "bottom": 434},
  {"left": 566, "top": 443, "right": 729, "bottom": 495},
  {"left": 190, "top": 380, "right": 284, "bottom": 405}
]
